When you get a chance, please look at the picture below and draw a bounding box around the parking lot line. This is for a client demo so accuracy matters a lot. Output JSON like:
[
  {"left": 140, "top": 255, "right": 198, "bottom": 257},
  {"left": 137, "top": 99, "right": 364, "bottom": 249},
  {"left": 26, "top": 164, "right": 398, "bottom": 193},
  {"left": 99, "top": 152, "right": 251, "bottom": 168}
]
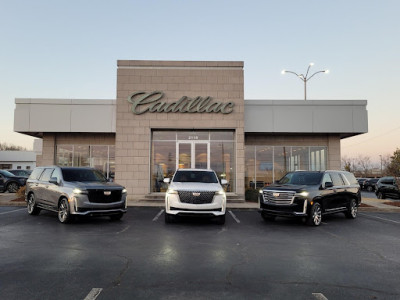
[
  {"left": 228, "top": 210, "right": 241, "bottom": 223},
  {"left": 312, "top": 293, "right": 328, "bottom": 300},
  {"left": 0, "top": 208, "right": 25, "bottom": 215},
  {"left": 83, "top": 288, "right": 102, "bottom": 300},
  {"left": 153, "top": 209, "right": 165, "bottom": 221}
]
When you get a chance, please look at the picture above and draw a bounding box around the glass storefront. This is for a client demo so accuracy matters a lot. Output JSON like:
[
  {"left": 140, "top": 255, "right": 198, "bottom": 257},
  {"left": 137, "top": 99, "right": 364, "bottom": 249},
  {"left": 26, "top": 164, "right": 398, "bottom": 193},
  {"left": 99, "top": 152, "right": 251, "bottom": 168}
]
[
  {"left": 56, "top": 145, "right": 115, "bottom": 179},
  {"left": 151, "top": 130, "right": 235, "bottom": 192},
  {"left": 245, "top": 145, "right": 327, "bottom": 191}
]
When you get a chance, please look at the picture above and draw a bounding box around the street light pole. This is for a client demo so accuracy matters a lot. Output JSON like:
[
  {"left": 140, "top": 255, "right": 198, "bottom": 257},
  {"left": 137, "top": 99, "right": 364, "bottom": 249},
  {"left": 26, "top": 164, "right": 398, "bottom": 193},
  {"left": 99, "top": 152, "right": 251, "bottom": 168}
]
[{"left": 282, "top": 63, "right": 329, "bottom": 100}]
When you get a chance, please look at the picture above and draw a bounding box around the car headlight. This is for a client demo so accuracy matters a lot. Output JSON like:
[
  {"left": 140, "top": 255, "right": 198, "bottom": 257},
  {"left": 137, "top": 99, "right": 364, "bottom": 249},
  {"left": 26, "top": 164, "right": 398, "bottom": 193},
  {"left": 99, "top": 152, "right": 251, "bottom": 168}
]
[
  {"left": 166, "top": 188, "right": 178, "bottom": 195},
  {"left": 122, "top": 188, "right": 127, "bottom": 194},
  {"left": 296, "top": 191, "right": 309, "bottom": 197},
  {"left": 73, "top": 188, "right": 86, "bottom": 194},
  {"left": 215, "top": 189, "right": 225, "bottom": 195},
  {"left": 259, "top": 189, "right": 263, "bottom": 194}
]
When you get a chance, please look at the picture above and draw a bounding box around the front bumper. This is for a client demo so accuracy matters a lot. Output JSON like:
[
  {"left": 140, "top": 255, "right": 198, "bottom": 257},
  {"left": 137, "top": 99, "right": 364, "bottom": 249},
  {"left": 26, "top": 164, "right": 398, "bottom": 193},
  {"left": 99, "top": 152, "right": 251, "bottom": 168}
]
[
  {"left": 69, "top": 193, "right": 127, "bottom": 216},
  {"left": 259, "top": 195, "right": 308, "bottom": 218},
  {"left": 165, "top": 194, "right": 226, "bottom": 216}
]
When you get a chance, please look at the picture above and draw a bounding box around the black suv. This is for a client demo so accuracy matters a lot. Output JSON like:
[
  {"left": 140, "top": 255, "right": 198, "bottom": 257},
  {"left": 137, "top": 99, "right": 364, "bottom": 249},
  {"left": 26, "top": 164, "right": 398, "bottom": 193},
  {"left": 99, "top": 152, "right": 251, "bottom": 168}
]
[
  {"left": 0, "top": 170, "right": 27, "bottom": 193},
  {"left": 375, "top": 176, "right": 400, "bottom": 199},
  {"left": 259, "top": 171, "right": 361, "bottom": 226}
]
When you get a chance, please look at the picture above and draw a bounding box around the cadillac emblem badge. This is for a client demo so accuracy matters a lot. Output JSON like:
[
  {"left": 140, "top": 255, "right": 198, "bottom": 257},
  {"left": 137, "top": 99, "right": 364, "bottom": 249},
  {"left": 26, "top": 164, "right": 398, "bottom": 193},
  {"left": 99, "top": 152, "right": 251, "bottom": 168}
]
[{"left": 104, "top": 191, "right": 112, "bottom": 196}]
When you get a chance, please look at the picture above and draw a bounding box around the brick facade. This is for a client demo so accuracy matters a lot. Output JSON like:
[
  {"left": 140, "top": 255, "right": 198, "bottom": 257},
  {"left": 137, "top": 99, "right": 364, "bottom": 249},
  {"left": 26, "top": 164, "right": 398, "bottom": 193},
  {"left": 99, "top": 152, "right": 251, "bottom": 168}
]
[{"left": 115, "top": 61, "right": 245, "bottom": 200}]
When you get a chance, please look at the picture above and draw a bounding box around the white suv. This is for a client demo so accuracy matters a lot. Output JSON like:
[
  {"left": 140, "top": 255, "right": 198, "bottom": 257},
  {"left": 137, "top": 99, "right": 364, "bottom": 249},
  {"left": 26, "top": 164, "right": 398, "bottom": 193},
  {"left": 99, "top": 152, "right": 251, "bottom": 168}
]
[{"left": 164, "top": 169, "right": 227, "bottom": 224}]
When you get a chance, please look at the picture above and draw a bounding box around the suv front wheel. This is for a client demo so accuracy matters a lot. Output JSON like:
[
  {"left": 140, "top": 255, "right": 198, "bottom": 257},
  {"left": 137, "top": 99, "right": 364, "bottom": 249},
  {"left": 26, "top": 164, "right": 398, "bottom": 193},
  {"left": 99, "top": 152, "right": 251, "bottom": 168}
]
[
  {"left": 345, "top": 199, "right": 358, "bottom": 219},
  {"left": 307, "top": 202, "right": 322, "bottom": 226},
  {"left": 58, "top": 198, "right": 72, "bottom": 223}
]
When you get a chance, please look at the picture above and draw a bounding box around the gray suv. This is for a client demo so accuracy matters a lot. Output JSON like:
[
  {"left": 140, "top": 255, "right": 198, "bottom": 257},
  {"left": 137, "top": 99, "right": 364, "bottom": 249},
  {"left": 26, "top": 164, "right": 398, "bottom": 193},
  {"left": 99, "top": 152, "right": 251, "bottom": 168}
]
[{"left": 25, "top": 166, "right": 127, "bottom": 223}]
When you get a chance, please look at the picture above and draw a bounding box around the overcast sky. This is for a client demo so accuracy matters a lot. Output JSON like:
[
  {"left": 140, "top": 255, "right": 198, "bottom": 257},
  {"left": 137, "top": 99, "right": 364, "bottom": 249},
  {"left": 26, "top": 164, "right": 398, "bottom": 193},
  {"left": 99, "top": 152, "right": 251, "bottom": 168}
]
[{"left": 1, "top": 0, "right": 399, "bottom": 164}]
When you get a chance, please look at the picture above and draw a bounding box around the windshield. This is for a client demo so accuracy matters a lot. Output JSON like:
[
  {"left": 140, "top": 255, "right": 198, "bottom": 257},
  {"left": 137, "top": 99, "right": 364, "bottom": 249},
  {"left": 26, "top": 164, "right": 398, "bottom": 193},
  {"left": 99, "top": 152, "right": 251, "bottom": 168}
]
[
  {"left": 61, "top": 168, "right": 107, "bottom": 182},
  {"left": 173, "top": 171, "right": 218, "bottom": 183},
  {"left": 278, "top": 172, "right": 323, "bottom": 185}
]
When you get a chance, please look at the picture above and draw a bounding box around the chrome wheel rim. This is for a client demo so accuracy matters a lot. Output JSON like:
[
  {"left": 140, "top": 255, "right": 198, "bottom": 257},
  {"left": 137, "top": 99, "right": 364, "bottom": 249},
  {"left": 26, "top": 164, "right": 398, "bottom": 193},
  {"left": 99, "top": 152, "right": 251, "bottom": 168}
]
[
  {"left": 27, "top": 195, "right": 34, "bottom": 213},
  {"left": 58, "top": 201, "right": 68, "bottom": 222},
  {"left": 313, "top": 205, "right": 322, "bottom": 225},
  {"left": 351, "top": 201, "right": 357, "bottom": 218}
]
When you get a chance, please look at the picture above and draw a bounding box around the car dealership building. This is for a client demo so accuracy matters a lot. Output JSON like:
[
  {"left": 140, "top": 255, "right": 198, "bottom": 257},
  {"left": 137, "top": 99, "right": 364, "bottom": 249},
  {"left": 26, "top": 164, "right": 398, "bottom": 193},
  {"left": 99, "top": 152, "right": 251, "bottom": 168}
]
[{"left": 14, "top": 60, "right": 368, "bottom": 201}]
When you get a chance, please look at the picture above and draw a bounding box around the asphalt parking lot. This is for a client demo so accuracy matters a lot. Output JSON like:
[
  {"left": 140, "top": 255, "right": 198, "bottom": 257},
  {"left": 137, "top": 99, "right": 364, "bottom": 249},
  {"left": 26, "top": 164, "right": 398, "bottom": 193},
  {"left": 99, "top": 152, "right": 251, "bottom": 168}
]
[{"left": 1, "top": 206, "right": 400, "bottom": 300}]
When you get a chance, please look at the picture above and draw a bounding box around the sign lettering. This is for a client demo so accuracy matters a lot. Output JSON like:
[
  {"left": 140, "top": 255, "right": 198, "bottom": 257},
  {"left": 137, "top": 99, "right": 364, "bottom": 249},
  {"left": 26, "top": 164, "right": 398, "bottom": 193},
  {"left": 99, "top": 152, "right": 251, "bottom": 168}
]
[{"left": 127, "top": 91, "right": 235, "bottom": 115}]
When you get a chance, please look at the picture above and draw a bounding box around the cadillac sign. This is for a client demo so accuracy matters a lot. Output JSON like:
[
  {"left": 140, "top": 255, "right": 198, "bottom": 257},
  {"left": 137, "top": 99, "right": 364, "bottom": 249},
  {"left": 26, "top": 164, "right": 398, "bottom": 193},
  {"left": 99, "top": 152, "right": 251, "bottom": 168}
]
[{"left": 127, "top": 91, "right": 235, "bottom": 115}]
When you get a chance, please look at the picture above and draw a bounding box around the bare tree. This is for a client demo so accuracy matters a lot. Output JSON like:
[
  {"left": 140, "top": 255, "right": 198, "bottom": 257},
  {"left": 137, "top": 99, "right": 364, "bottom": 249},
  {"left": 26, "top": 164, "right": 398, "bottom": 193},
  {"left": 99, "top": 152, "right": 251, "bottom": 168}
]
[
  {"left": 0, "top": 142, "right": 26, "bottom": 151},
  {"left": 357, "top": 155, "right": 372, "bottom": 177}
]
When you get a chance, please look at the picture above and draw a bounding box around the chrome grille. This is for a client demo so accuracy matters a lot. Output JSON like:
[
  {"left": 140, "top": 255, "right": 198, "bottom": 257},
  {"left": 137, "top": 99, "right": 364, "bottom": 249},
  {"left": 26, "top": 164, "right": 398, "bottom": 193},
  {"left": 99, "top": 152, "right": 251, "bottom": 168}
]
[
  {"left": 178, "top": 191, "right": 215, "bottom": 204},
  {"left": 87, "top": 190, "right": 122, "bottom": 203},
  {"left": 263, "top": 190, "right": 295, "bottom": 205}
]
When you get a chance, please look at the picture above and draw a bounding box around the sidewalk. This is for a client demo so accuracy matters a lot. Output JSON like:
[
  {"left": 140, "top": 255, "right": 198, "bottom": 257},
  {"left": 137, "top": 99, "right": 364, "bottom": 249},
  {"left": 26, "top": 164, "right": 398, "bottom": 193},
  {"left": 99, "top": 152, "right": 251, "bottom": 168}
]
[{"left": 1, "top": 193, "right": 399, "bottom": 212}]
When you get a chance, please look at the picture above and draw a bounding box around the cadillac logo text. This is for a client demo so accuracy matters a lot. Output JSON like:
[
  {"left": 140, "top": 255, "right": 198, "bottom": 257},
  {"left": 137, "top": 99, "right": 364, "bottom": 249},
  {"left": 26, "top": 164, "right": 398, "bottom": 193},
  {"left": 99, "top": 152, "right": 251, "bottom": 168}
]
[{"left": 127, "top": 91, "right": 235, "bottom": 115}]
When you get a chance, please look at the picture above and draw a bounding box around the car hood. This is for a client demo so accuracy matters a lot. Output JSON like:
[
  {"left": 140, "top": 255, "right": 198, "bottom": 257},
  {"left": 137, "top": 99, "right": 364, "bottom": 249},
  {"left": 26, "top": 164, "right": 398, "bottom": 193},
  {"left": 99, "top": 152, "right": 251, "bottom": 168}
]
[
  {"left": 66, "top": 181, "right": 124, "bottom": 190},
  {"left": 169, "top": 182, "right": 223, "bottom": 192},
  {"left": 263, "top": 184, "right": 315, "bottom": 192}
]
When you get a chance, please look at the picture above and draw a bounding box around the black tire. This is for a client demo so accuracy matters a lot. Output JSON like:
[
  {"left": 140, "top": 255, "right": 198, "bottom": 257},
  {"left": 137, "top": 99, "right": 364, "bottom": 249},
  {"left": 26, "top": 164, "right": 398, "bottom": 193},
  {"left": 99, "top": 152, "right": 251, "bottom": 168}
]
[
  {"left": 58, "top": 198, "right": 72, "bottom": 223},
  {"left": 27, "top": 193, "right": 40, "bottom": 215},
  {"left": 345, "top": 199, "right": 358, "bottom": 219},
  {"left": 307, "top": 202, "right": 322, "bottom": 226},
  {"left": 261, "top": 212, "right": 276, "bottom": 222},
  {"left": 377, "top": 192, "right": 385, "bottom": 199},
  {"left": 165, "top": 212, "right": 174, "bottom": 223},
  {"left": 216, "top": 214, "right": 226, "bottom": 225},
  {"left": 367, "top": 186, "right": 373, "bottom": 192},
  {"left": 110, "top": 213, "right": 123, "bottom": 221},
  {"left": 7, "top": 182, "right": 20, "bottom": 193}
]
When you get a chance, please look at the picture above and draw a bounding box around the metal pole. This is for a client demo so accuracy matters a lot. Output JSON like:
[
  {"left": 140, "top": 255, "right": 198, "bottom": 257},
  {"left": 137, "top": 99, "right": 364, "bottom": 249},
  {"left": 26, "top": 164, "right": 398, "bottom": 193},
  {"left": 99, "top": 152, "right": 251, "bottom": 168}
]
[{"left": 304, "top": 80, "right": 307, "bottom": 100}]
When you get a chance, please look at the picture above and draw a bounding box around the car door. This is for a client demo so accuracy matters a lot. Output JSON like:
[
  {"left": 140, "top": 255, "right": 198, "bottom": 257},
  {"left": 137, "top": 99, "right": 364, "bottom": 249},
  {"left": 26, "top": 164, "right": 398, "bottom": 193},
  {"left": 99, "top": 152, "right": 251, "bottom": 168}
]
[
  {"left": 327, "top": 172, "right": 347, "bottom": 211},
  {"left": 320, "top": 173, "right": 338, "bottom": 211},
  {"left": 37, "top": 168, "right": 55, "bottom": 207}
]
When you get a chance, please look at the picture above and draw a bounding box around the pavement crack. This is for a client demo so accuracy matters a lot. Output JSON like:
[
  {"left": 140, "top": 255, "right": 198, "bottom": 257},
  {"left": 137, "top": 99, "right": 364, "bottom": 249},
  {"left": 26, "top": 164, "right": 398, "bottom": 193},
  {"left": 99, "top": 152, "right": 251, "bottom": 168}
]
[
  {"left": 112, "top": 255, "right": 131, "bottom": 287},
  {"left": 226, "top": 244, "right": 250, "bottom": 285}
]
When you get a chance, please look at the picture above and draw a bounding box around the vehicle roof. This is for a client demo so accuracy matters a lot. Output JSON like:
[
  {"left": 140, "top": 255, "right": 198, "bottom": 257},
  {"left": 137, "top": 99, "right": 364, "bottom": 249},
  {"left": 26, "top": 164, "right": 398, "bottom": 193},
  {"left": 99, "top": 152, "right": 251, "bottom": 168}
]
[{"left": 175, "top": 168, "right": 215, "bottom": 172}]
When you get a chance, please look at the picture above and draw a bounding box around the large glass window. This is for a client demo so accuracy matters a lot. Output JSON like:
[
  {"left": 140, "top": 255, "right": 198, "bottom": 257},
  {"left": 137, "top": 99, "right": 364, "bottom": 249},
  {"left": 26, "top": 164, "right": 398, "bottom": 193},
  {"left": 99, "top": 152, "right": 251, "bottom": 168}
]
[
  {"left": 56, "top": 145, "right": 115, "bottom": 179},
  {"left": 245, "top": 145, "right": 328, "bottom": 196},
  {"left": 151, "top": 130, "right": 235, "bottom": 193}
]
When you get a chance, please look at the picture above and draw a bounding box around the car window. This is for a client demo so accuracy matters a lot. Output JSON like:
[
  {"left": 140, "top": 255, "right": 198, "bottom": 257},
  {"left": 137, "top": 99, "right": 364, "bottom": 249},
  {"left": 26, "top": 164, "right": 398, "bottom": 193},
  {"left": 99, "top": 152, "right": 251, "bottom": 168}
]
[
  {"left": 29, "top": 168, "right": 44, "bottom": 180},
  {"left": 173, "top": 171, "right": 218, "bottom": 183},
  {"left": 329, "top": 172, "right": 345, "bottom": 186},
  {"left": 40, "top": 168, "right": 54, "bottom": 182},
  {"left": 322, "top": 173, "right": 332, "bottom": 186},
  {"left": 51, "top": 168, "right": 62, "bottom": 182},
  {"left": 342, "top": 172, "right": 358, "bottom": 185},
  {"left": 277, "top": 172, "right": 323, "bottom": 185}
]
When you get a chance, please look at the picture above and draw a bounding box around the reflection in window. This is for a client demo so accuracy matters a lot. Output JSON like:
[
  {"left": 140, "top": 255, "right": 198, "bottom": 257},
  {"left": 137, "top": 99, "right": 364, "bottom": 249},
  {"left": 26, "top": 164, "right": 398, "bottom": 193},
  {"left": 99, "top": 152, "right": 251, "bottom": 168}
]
[
  {"left": 245, "top": 145, "right": 328, "bottom": 194},
  {"left": 210, "top": 141, "right": 234, "bottom": 192},
  {"left": 151, "top": 141, "right": 176, "bottom": 192},
  {"left": 56, "top": 145, "right": 115, "bottom": 179}
]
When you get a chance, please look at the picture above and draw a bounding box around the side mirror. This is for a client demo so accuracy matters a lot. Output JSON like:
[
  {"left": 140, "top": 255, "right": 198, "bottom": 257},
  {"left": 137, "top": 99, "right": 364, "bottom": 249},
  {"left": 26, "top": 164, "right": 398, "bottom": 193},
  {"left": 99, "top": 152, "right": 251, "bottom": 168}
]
[
  {"left": 49, "top": 177, "right": 59, "bottom": 185},
  {"left": 324, "top": 182, "right": 333, "bottom": 188},
  {"left": 221, "top": 179, "right": 228, "bottom": 185},
  {"left": 163, "top": 178, "right": 170, "bottom": 184}
]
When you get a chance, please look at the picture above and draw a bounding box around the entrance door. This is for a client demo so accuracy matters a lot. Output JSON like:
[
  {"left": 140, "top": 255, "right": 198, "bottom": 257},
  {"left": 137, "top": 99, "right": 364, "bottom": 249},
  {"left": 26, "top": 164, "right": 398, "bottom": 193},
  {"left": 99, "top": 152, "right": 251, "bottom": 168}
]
[{"left": 177, "top": 141, "right": 209, "bottom": 169}]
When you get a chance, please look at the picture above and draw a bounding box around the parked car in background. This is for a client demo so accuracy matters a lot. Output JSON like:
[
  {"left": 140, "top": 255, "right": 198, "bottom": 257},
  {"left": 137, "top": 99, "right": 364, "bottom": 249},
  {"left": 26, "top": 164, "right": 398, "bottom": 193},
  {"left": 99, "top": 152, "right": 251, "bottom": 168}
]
[
  {"left": 362, "top": 178, "right": 380, "bottom": 192},
  {"left": 7, "top": 169, "right": 32, "bottom": 178},
  {"left": 375, "top": 176, "right": 400, "bottom": 199},
  {"left": 164, "top": 169, "right": 227, "bottom": 224},
  {"left": 259, "top": 170, "right": 361, "bottom": 226},
  {"left": 0, "top": 170, "right": 27, "bottom": 193},
  {"left": 25, "top": 166, "right": 127, "bottom": 223},
  {"left": 357, "top": 178, "right": 367, "bottom": 187}
]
